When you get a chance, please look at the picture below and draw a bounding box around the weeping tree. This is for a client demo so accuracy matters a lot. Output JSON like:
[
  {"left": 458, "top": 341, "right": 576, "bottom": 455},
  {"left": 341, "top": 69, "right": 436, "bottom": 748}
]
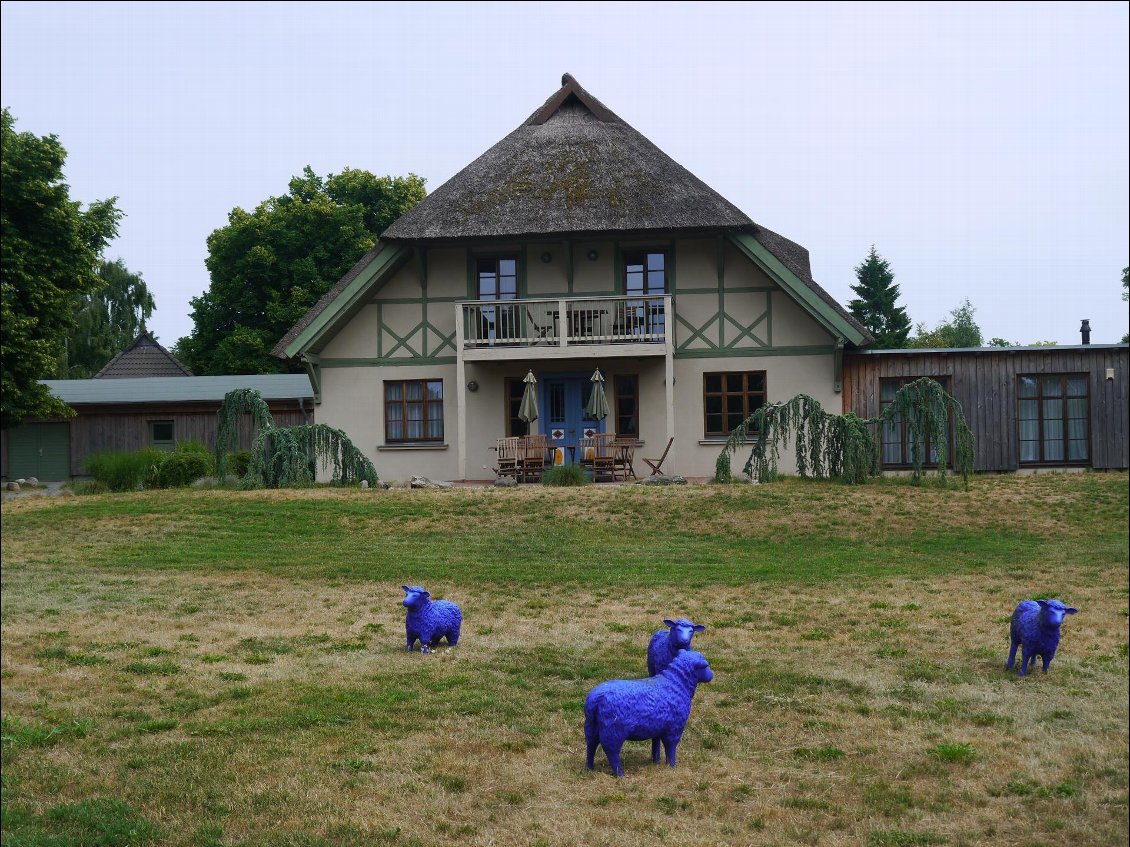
[
  {"left": 214, "top": 388, "right": 276, "bottom": 480},
  {"left": 715, "top": 395, "right": 878, "bottom": 485},
  {"left": 715, "top": 378, "right": 974, "bottom": 487},
  {"left": 215, "top": 389, "right": 378, "bottom": 487},
  {"left": 246, "top": 424, "right": 378, "bottom": 488}
]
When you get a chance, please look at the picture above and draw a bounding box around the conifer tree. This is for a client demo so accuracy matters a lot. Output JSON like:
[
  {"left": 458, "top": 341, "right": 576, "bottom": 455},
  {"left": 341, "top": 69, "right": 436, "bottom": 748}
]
[{"left": 848, "top": 246, "right": 912, "bottom": 349}]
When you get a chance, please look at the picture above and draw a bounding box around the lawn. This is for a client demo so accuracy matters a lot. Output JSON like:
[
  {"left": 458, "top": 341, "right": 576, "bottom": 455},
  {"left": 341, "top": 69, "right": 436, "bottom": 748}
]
[{"left": 1, "top": 473, "right": 1127, "bottom": 847}]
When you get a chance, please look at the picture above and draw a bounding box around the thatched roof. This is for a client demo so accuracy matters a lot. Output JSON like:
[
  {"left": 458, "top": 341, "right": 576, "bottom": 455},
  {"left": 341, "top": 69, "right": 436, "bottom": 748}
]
[
  {"left": 273, "top": 74, "right": 871, "bottom": 357},
  {"left": 95, "top": 330, "right": 193, "bottom": 378},
  {"left": 383, "top": 74, "right": 755, "bottom": 242}
]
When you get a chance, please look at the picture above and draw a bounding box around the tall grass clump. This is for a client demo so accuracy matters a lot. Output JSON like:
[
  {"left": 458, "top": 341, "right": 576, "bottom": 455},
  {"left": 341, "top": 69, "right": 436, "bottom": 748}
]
[
  {"left": 541, "top": 464, "right": 590, "bottom": 486},
  {"left": 85, "top": 449, "right": 166, "bottom": 492}
]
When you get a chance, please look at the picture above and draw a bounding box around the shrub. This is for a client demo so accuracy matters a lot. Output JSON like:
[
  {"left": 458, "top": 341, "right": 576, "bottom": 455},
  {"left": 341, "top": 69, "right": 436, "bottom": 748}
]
[
  {"left": 229, "top": 450, "right": 252, "bottom": 479},
  {"left": 541, "top": 464, "right": 590, "bottom": 487},
  {"left": 156, "top": 443, "right": 213, "bottom": 488},
  {"left": 85, "top": 450, "right": 160, "bottom": 492}
]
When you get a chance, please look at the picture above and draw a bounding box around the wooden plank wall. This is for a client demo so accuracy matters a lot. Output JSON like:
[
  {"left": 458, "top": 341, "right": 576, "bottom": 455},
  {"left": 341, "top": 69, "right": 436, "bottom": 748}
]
[
  {"left": 63, "top": 402, "right": 311, "bottom": 476},
  {"left": 842, "top": 347, "right": 1128, "bottom": 472}
]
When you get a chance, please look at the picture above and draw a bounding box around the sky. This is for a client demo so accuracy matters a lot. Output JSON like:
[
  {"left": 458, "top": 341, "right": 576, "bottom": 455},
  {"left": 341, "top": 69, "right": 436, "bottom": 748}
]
[{"left": 2, "top": 1, "right": 1128, "bottom": 348}]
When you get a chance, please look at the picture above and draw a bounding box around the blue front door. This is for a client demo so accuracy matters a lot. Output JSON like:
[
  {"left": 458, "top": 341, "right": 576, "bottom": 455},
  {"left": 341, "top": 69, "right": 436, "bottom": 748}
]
[{"left": 543, "top": 376, "right": 605, "bottom": 463}]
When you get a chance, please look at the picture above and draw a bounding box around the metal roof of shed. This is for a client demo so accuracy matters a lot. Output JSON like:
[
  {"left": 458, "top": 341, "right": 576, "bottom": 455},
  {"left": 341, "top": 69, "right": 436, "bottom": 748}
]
[{"left": 42, "top": 374, "right": 313, "bottom": 405}]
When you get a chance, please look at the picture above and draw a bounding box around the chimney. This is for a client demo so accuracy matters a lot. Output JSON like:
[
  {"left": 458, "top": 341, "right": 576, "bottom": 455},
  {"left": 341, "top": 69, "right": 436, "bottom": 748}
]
[{"left": 1080, "top": 319, "right": 1091, "bottom": 345}]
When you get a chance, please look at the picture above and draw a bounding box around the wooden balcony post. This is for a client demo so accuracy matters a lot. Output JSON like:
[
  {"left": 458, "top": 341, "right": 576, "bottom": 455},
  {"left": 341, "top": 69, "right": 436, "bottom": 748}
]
[{"left": 558, "top": 298, "right": 567, "bottom": 347}]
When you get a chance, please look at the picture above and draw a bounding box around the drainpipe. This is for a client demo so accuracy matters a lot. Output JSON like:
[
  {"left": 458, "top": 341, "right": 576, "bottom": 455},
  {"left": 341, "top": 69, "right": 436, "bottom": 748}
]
[{"left": 298, "top": 397, "right": 309, "bottom": 424}]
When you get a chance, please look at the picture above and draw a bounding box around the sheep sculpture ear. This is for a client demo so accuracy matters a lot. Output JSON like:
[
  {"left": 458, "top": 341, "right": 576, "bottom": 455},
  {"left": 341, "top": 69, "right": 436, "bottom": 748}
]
[
  {"left": 1065, "top": 607, "right": 1078, "bottom": 615},
  {"left": 1036, "top": 599, "right": 1049, "bottom": 609},
  {"left": 663, "top": 619, "right": 677, "bottom": 628},
  {"left": 402, "top": 585, "right": 410, "bottom": 592},
  {"left": 693, "top": 624, "right": 706, "bottom": 633}
]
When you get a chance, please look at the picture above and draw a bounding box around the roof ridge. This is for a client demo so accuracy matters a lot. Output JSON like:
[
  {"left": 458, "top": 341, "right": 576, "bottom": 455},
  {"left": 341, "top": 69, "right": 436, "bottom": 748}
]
[{"left": 524, "top": 73, "right": 620, "bottom": 126}]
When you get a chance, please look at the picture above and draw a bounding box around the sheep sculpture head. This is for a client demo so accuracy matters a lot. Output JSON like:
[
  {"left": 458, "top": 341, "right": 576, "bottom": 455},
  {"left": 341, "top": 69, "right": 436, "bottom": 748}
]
[
  {"left": 402, "top": 585, "right": 430, "bottom": 610},
  {"left": 665, "top": 618, "right": 706, "bottom": 652}
]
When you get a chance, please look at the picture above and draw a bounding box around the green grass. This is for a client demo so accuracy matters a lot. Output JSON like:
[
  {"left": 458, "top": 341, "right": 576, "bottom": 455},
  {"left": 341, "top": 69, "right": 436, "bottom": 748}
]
[
  {"left": 3, "top": 473, "right": 1125, "bottom": 590},
  {"left": 1, "top": 473, "right": 1127, "bottom": 847}
]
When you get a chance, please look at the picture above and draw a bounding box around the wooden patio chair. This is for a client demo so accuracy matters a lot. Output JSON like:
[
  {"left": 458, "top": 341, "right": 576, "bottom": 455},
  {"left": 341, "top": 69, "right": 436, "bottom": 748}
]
[
  {"left": 642, "top": 437, "right": 674, "bottom": 476},
  {"left": 589, "top": 433, "right": 617, "bottom": 482},
  {"left": 612, "top": 436, "right": 637, "bottom": 481},
  {"left": 494, "top": 436, "right": 520, "bottom": 479},
  {"left": 518, "top": 434, "right": 548, "bottom": 482}
]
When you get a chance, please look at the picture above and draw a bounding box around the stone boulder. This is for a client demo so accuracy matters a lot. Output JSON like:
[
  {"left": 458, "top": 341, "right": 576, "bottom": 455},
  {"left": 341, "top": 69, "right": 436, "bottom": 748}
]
[
  {"left": 410, "top": 476, "right": 453, "bottom": 489},
  {"left": 636, "top": 474, "right": 687, "bottom": 486}
]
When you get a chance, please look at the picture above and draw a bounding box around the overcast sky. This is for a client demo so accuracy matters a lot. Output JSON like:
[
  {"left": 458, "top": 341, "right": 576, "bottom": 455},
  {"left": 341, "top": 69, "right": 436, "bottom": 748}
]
[{"left": 3, "top": 1, "right": 1127, "bottom": 348}]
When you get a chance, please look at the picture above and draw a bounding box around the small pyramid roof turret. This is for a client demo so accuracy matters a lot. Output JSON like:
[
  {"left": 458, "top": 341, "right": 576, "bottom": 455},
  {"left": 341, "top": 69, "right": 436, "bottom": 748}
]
[{"left": 95, "top": 330, "right": 193, "bottom": 378}]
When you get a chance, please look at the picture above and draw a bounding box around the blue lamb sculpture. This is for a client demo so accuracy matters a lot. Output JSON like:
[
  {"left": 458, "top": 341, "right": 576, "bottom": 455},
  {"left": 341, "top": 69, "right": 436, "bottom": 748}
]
[
  {"left": 402, "top": 585, "right": 462, "bottom": 653},
  {"left": 585, "top": 649, "right": 714, "bottom": 777},
  {"left": 648, "top": 618, "right": 706, "bottom": 676},
  {"left": 1007, "top": 599, "right": 1078, "bottom": 676},
  {"left": 647, "top": 618, "right": 706, "bottom": 761}
]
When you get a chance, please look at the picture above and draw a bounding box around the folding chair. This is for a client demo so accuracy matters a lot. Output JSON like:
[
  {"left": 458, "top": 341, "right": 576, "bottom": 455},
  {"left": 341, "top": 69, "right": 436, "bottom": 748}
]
[
  {"left": 642, "top": 437, "right": 674, "bottom": 476},
  {"left": 590, "top": 433, "right": 617, "bottom": 482},
  {"left": 612, "top": 436, "right": 637, "bottom": 481},
  {"left": 518, "top": 434, "right": 548, "bottom": 482},
  {"left": 494, "top": 437, "right": 520, "bottom": 479}
]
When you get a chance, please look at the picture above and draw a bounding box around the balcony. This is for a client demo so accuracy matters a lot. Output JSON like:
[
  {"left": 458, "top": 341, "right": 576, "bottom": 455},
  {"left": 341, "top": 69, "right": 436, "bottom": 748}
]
[{"left": 457, "top": 295, "right": 671, "bottom": 361}]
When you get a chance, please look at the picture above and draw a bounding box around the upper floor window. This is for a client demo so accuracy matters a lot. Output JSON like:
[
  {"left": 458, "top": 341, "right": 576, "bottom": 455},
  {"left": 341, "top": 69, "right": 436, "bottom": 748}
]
[
  {"left": 385, "top": 379, "right": 443, "bottom": 442},
  {"left": 703, "top": 371, "right": 766, "bottom": 437},
  {"left": 1018, "top": 374, "right": 1088, "bottom": 464},
  {"left": 879, "top": 377, "right": 952, "bottom": 467},
  {"left": 477, "top": 256, "right": 518, "bottom": 300},
  {"left": 623, "top": 250, "right": 667, "bottom": 296}
]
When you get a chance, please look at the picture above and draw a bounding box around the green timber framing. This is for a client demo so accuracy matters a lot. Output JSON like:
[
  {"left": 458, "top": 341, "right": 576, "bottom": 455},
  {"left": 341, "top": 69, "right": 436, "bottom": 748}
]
[{"left": 281, "top": 233, "right": 867, "bottom": 404}]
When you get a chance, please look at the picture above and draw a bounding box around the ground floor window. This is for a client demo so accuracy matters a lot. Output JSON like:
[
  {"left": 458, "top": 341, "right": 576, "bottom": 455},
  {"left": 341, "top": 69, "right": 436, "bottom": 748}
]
[
  {"left": 703, "top": 371, "right": 766, "bottom": 437},
  {"left": 505, "top": 377, "right": 530, "bottom": 438},
  {"left": 879, "top": 377, "right": 952, "bottom": 467},
  {"left": 614, "top": 374, "right": 639, "bottom": 437},
  {"left": 385, "top": 379, "right": 443, "bottom": 442},
  {"left": 149, "top": 420, "right": 175, "bottom": 451},
  {"left": 1018, "top": 374, "right": 1088, "bottom": 464}
]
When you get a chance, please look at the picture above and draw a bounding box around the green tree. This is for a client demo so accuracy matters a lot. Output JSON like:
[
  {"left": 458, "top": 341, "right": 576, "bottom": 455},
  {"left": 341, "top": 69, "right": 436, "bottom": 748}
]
[
  {"left": 1, "top": 108, "right": 121, "bottom": 428},
  {"left": 56, "top": 258, "right": 156, "bottom": 378},
  {"left": 1122, "top": 266, "right": 1128, "bottom": 344},
  {"left": 177, "top": 167, "right": 425, "bottom": 375},
  {"left": 909, "top": 299, "right": 983, "bottom": 348},
  {"left": 847, "top": 246, "right": 912, "bottom": 349}
]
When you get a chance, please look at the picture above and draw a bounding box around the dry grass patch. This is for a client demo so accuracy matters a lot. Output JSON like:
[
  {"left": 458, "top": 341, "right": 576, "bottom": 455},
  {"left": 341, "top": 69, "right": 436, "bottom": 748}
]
[{"left": 2, "top": 474, "right": 1127, "bottom": 846}]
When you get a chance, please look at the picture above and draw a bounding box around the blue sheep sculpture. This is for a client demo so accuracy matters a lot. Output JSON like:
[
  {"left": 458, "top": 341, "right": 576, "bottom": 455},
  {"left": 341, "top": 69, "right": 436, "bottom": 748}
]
[
  {"left": 585, "top": 649, "right": 714, "bottom": 777},
  {"left": 646, "top": 618, "right": 705, "bottom": 761},
  {"left": 1007, "top": 599, "right": 1078, "bottom": 676},
  {"left": 647, "top": 618, "right": 706, "bottom": 676},
  {"left": 401, "top": 585, "right": 462, "bottom": 653}
]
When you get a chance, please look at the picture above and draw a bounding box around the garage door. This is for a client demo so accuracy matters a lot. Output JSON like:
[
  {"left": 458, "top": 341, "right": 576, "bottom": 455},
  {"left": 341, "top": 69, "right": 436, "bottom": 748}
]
[{"left": 6, "top": 422, "right": 71, "bottom": 480}]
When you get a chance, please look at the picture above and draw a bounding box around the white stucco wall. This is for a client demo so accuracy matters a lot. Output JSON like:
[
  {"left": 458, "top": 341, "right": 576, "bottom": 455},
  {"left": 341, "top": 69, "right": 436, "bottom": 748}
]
[{"left": 308, "top": 237, "right": 846, "bottom": 482}]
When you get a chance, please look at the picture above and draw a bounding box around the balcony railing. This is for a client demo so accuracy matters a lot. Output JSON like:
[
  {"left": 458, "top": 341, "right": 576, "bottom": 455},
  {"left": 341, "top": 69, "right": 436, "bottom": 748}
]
[{"left": 460, "top": 295, "right": 670, "bottom": 349}]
